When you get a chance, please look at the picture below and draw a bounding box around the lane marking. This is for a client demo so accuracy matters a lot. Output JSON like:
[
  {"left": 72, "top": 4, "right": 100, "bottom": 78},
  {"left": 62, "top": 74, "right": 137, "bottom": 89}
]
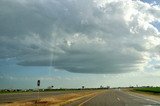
[
  {"left": 117, "top": 97, "right": 120, "bottom": 101},
  {"left": 78, "top": 92, "right": 103, "bottom": 106},
  {"left": 78, "top": 94, "right": 98, "bottom": 106}
]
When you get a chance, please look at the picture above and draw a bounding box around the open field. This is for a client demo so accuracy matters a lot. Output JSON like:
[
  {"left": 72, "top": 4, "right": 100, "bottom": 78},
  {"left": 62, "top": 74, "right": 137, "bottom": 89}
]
[
  {"left": 0, "top": 90, "right": 104, "bottom": 106},
  {"left": 1, "top": 89, "right": 160, "bottom": 106},
  {"left": 0, "top": 88, "right": 107, "bottom": 94},
  {"left": 133, "top": 87, "right": 160, "bottom": 93}
]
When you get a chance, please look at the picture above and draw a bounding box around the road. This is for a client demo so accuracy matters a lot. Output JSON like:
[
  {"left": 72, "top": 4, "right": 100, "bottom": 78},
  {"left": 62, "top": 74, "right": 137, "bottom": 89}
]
[
  {"left": 66, "top": 89, "right": 160, "bottom": 106},
  {"left": 0, "top": 90, "right": 79, "bottom": 103}
]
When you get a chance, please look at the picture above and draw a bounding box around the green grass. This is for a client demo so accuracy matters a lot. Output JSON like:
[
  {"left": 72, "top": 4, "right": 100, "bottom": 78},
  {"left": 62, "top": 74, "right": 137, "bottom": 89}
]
[{"left": 134, "top": 87, "right": 160, "bottom": 93}]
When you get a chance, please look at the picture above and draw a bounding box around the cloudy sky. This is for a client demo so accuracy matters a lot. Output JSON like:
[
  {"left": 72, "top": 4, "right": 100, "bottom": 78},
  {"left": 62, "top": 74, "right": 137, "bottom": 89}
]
[{"left": 0, "top": 0, "right": 160, "bottom": 89}]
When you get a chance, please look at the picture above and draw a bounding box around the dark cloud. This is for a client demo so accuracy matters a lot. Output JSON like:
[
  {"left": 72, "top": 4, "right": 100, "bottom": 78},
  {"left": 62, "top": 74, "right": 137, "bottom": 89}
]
[
  {"left": 0, "top": 0, "right": 160, "bottom": 73},
  {"left": 154, "top": 64, "right": 160, "bottom": 69}
]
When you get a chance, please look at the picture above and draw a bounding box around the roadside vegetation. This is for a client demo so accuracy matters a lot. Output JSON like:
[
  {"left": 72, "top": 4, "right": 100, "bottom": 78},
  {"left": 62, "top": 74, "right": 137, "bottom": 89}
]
[
  {"left": 133, "top": 87, "right": 160, "bottom": 93},
  {"left": 0, "top": 87, "right": 109, "bottom": 94},
  {"left": 0, "top": 90, "right": 105, "bottom": 106}
]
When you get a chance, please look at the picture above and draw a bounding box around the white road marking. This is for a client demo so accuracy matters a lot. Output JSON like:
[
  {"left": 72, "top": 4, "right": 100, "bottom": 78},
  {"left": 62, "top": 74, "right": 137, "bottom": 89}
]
[
  {"left": 78, "top": 93, "right": 99, "bottom": 106},
  {"left": 117, "top": 97, "right": 120, "bottom": 101}
]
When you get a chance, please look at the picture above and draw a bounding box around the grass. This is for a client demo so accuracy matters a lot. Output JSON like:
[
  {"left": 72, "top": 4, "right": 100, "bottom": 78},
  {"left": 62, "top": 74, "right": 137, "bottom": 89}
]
[
  {"left": 2, "top": 90, "right": 104, "bottom": 106},
  {"left": 134, "top": 87, "right": 160, "bottom": 93},
  {"left": 0, "top": 88, "right": 107, "bottom": 94}
]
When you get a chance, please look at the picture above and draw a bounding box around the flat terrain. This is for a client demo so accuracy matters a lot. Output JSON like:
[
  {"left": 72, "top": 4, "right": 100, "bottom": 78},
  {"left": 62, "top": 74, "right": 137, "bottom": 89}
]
[
  {"left": 0, "top": 90, "right": 91, "bottom": 104},
  {"left": 0, "top": 90, "right": 102, "bottom": 106},
  {"left": 65, "top": 89, "right": 160, "bottom": 106},
  {"left": 1, "top": 89, "right": 160, "bottom": 106},
  {"left": 134, "top": 87, "right": 160, "bottom": 93}
]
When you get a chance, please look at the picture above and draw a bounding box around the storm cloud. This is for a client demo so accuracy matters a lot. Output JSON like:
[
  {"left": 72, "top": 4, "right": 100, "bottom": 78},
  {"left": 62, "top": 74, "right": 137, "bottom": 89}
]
[{"left": 0, "top": 0, "right": 160, "bottom": 73}]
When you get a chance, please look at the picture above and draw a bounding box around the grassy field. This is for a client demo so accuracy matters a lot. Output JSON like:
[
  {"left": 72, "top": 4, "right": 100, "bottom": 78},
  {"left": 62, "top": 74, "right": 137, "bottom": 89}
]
[
  {"left": 0, "top": 90, "right": 105, "bottom": 106},
  {"left": 134, "top": 87, "right": 160, "bottom": 93},
  {"left": 0, "top": 88, "right": 106, "bottom": 94}
]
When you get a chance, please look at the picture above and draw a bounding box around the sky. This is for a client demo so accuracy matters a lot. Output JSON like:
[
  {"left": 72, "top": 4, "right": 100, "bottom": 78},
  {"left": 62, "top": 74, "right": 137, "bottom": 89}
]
[{"left": 0, "top": 0, "right": 160, "bottom": 89}]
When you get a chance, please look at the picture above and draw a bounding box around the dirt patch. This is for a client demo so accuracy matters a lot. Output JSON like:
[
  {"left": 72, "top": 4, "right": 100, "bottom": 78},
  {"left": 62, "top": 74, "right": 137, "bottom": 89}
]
[{"left": 1, "top": 90, "right": 104, "bottom": 106}]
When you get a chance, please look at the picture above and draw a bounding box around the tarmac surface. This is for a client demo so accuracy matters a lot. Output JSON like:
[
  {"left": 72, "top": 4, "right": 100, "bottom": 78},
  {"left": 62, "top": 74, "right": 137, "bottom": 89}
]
[{"left": 65, "top": 89, "right": 160, "bottom": 106}]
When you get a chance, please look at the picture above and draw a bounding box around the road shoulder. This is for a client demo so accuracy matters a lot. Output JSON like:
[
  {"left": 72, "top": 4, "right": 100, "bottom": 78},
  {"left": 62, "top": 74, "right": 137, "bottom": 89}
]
[{"left": 124, "top": 89, "right": 160, "bottom": 102}]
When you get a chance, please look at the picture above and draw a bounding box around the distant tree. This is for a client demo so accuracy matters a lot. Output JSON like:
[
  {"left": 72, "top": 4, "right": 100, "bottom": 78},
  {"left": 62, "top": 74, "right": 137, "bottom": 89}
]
[
  {"left": 100, "top": 85, "right": 103, "bottom": 88},
  {"left": 82, "top": 86, "right": 85, "bottom": 89},
  {"left": 47, "top": 86, "right": 54, "bottom": 90}
]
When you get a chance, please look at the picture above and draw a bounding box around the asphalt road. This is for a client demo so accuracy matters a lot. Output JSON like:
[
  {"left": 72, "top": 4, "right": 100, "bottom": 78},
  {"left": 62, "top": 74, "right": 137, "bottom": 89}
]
[
  {"left": 0, "top": 90, "right": 79, "bottom": 103},
  {"left": 66, "top": 89, "right": 160, "bottom": 106}
]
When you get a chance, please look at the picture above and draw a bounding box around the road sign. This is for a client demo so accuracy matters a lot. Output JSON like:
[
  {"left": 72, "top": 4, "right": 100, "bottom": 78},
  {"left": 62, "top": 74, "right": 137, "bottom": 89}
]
[{"left": 37, "top": 80, "right": 40, "bottom": 86}]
